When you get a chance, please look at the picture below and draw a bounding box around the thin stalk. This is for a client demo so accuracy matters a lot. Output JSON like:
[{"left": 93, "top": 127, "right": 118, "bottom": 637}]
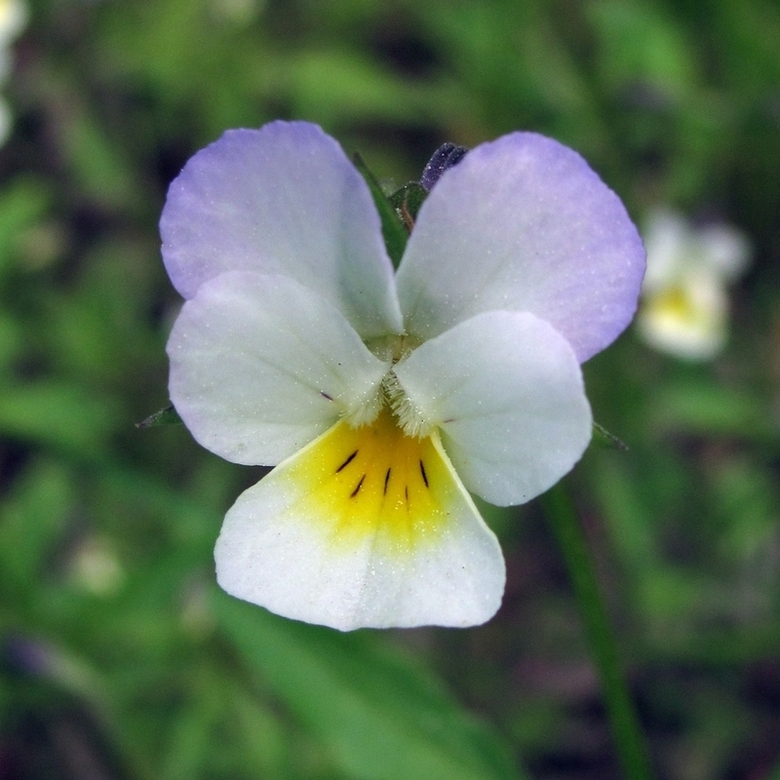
[{"left": 541, "top": 482, "right": 653, "bottom": 780}]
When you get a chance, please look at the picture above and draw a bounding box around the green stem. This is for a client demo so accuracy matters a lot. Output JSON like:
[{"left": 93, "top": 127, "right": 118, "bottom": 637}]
[{"left": 541, "top": 482, "right": 653, "bottom": 780}]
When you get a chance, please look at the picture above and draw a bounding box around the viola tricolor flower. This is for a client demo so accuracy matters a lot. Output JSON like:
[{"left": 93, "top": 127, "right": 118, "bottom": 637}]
[
  {"left": 161, "top": 121, "right": 644, "bottom": 630},
  {"left": 637, "top": 209, "right": 750, "bottom": 360}
]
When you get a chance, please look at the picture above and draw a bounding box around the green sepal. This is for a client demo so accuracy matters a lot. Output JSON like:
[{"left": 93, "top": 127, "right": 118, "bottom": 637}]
[
  {"left": 591, "top": 421, "right": 629, "bottom": 451},
  {"left": 136, "top": 405, "right": 182, "bottom": 428},
  {"left": 388, "top": 181, "right": 428, "bottom": 231},
  {"left": 352, "top": 153, "right": 409, "bottom": 267}
]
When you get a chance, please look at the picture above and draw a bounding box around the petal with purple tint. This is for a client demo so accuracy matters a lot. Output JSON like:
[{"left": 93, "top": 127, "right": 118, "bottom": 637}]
[
  {"left": 396, "top": 132, "right": 645, "bottom": 363},
  {"left": 160, "top": 121, "right": 403, "bottom": 340}
]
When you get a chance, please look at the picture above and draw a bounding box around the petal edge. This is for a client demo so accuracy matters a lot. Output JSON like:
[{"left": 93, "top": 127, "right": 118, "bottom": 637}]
[
  {"left": 161, "top": 121, "right": 404, "bottom": 340},
  {"left": 397, "top": 132, "right": 645, "bottom": 362}
]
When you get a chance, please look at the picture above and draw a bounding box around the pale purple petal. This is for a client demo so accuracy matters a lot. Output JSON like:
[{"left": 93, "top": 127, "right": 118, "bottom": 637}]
[
  {"left": 396, "top": 132, "right": 645, "bottom": 362},
  {"left": 161, "top": 121, "right": 403, "bottom": 340}
]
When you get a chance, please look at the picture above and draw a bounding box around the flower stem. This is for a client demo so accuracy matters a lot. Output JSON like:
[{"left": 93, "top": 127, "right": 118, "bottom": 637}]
[{"left": 541, "top": 482, "right": 653, "bottom": 780}]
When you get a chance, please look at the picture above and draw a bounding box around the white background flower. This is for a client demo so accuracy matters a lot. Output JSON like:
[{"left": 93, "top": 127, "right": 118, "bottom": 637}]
[
  {"left": 638, "top": 208, "right": 751, "bottom": 360},
  {"left": 0, "top": 0, "right": 27, "bottom": 147},
  {"left": 162, "top": 121, "right": 645, "bottom": 630}
]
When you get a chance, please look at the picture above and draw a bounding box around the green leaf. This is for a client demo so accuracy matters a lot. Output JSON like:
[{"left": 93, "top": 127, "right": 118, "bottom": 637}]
[
  {"left": 649, "top": 379, "right": 774, "bottom": 441},
  {"left": 591, "top": 421, "right": 629, "bottom": 451},
  {"left": 587, "top": 0, "right": 697, "bottom": 97},
  {"left": 216, "top": 595, "right": 524, "bottom": 780},
  {"left": 0, "top": 459, "right": 74, "bottom": 593},
  {"left": 541, "top": 484, "right": 653, "bottom": 780},
  {"left": 389, "top": 181, "right": 429, "bottom": 230},
  {"left": 0, "top": 382, "right": 117, "bottom": 457},
  {"left": 136, "top": 405, "right": 182, "bottom": 429},
  {"left": 0, "top": 178, "right": 51, "bottom": 275},
  {"left": 352, "top": 153, "right": 409, "bottom": 267}
]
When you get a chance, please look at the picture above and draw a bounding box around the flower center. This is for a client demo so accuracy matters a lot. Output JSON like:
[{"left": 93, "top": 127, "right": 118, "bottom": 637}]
[
  {"left": 349, "top": 334, "right": 432, "bottom": 438},
  {"left": 380, "top": 370, "right": 432, "bottom": 439},
  {"left": 283, "top": 407, "right": 454, "bottom": 553}
]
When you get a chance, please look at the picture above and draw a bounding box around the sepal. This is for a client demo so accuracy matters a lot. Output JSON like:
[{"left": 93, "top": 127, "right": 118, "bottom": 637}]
[
  {"left": 136, "top": 405, "right": 182, "bottom": 428},
  {"left": 352, "top": 152, "right": 409, "bottom": 267}
]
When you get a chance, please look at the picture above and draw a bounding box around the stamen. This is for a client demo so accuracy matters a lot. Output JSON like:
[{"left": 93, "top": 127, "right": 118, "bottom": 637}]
[
  {"left": 343, "top": 335, "right": 429, "bottom": 433},
  {"left": 382, "top": 370, "right": 432, "bottom": 438},
  {"left": 344, "top": 386, "right": 384, "bottom": 427}
]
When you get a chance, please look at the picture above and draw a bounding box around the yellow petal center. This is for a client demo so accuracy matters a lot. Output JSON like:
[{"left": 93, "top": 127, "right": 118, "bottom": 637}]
[
  {"left": 639, "top": 275, "right": 728, "bottom": 358},
  {"left": 646, "top": 284, "right": 706, "bottom": 326},
  {"left": 283, "top": 408, "right": 459, "bottom": 554}
]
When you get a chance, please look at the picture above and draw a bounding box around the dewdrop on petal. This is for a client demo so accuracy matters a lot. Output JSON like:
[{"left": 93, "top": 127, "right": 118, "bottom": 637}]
[
  {"left": 160, "top": 121, "right": 645, "bottom": 630},
  {"left": 637, "top": 209, "right": 750, "bottom": 360}
]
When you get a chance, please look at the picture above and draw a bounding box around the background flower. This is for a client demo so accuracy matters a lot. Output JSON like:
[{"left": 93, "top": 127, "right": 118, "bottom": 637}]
[
  {"left": 637, "top": 208, "right": 751, "bottom": 360},
  {"left": 0, "top": 0, "right": 26, "bottom": 146}
]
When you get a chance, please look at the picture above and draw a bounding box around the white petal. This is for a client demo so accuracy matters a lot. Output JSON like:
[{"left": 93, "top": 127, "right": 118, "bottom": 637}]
[
  {"left": 161, "top": 121, "right": 403, "bottom": 340},
  {"left": 698, "top": 223, "right": 751, "bottom": 280},
  {"left": 167, "top": 272, "right": 389, "bottom": 466},
  {"left": 214, "top": 410, "right": 505, "bottom": 630},
  {"left": 394, "top": 311, "right": 592, "bottom": 506},
  {"left": 396, "top": 132, "right": 645, "bottom": 363},
  {"left": 641, "top": 209, "right": 691, "bottom": 291},
  {"left": 643, "top": 209, "right": 751, "bottom": 288}
]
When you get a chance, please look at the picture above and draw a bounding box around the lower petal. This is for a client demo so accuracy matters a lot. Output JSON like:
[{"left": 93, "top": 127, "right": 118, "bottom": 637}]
[{"left": 214, "top": 409, "right": 505, "bottom": 631}]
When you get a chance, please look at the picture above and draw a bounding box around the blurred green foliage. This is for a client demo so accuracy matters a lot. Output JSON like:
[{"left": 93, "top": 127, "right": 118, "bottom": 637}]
[{"left": 2, "top": 0, "right": 780, "bottom": 779}]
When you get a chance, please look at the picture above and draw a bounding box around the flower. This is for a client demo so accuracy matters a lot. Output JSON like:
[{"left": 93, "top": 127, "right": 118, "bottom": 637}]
[
  {"left": 637, "top": 209, "right": 750, "bottom": 360},
  {"left": 161, "top": 121, "right": 645, "bottom": 630},
  {"left": 0, "top": 0, "right": 27, "bottom": 147},
  {"left": 0, "top": 0, "right": 26, "bottom": 56}
]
